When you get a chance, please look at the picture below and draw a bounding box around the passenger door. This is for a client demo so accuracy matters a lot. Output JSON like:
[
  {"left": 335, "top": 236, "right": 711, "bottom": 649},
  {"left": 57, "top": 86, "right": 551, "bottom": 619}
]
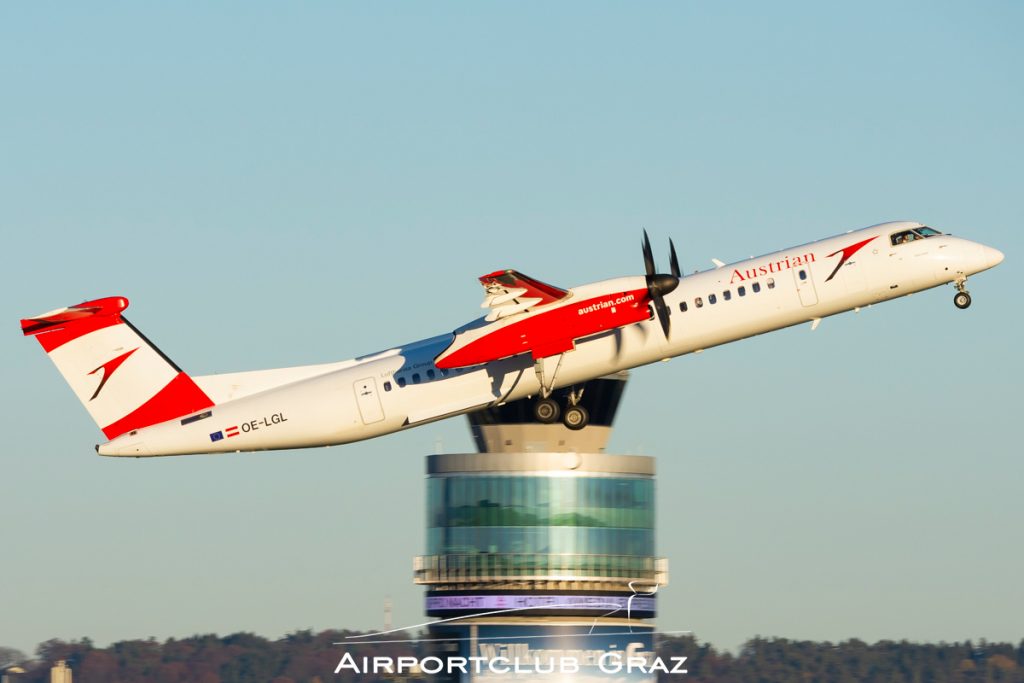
[
  {"left": 353, "top": 377, "right": 385, "bottom": 424},
  {"left": 793, "top": 263, "right": 819, "bottom": 306}
]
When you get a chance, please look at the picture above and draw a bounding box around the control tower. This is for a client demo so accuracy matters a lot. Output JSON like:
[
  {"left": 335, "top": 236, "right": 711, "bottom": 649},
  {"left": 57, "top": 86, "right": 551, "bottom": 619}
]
[{"left": 414, "top": 373, "right": 668, "bottom": 681}]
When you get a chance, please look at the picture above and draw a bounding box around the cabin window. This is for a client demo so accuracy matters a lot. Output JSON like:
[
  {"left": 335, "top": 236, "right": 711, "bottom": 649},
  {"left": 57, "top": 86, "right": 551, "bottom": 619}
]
[
  {"left": 752, "top": 282, "right": 761, "bottom": 293},
  {"left": 679, "top": 301, "right": 688, "bottom": 312},
  {"left": 709, "top": 293, "right": 717, "bottom": 304},
  {"left": 383, "top": 381, "right": 392, "bottom": 392},
  {"left": 397, "top": 377, "right": 407, "bottom": 388},
  {"left": 723, "top": 290, "right": 732, "bottom": 301},
  {"left": 799, "top": 269, "right": 807, "bottom": 281},
  {"left": 695, "top": 297, "right": 703, "bottom": 308},
  {"left": 412, "top": 373, "right": 421, "bottom": 384},
  {"left": 738, "top": 286, "right": 746, "bottom": 297},
  {"left": 441, "top": 368, "right": 450, "bottom": 377},
  {"left": 427, "top": 369, "right": 436, "bottom": 380},
  {"left": 767, "top": 278, "right": 775, "bottom": 289}
]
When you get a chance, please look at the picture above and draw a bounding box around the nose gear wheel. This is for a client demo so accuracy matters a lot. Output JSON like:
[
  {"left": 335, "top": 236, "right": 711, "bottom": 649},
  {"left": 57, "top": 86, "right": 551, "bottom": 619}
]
[{"left": 952, "top": 273, "right": 972, "bottom": 309}]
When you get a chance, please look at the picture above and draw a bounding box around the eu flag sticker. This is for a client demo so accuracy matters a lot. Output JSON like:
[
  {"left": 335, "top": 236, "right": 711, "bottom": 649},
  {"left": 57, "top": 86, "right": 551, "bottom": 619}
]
[{"left": 209, "top": 431, "right": 224, "bottom": 442}]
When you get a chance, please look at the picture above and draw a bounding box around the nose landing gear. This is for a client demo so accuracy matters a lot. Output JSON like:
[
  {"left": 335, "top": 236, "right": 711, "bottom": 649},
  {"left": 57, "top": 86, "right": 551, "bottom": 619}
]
[{"left": 953, "top": 273, "right": 972, "bottom": 309}]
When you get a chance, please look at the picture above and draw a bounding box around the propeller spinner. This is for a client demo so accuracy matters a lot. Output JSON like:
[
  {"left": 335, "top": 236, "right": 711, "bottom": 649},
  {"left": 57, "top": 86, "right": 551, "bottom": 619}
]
[{"left": 642, "top": 230, "right": 680, "bottom": 338}]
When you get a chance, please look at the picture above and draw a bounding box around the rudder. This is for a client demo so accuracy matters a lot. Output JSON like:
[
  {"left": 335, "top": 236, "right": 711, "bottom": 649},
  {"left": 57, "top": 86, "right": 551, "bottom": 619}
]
[{"left": 21, "top": 296, "right": 214, "bottom": 439}]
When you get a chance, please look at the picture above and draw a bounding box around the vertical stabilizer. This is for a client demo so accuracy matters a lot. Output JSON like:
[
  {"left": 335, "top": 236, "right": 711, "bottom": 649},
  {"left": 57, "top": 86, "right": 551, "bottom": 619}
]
[{"left": 21, "top": 296, "right": 214, "bottom": 439}]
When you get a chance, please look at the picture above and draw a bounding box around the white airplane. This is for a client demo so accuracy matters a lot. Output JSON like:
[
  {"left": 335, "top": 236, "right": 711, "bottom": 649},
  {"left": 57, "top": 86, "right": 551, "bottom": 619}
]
[{"left": 21, "top": 221, "right": 1003, "bottom": 457}]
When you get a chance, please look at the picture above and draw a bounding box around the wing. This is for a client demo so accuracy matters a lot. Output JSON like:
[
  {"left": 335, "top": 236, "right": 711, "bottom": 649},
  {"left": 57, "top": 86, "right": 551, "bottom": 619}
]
[{"left": 478, "top": 269, "right": 569, "bottom": 321}]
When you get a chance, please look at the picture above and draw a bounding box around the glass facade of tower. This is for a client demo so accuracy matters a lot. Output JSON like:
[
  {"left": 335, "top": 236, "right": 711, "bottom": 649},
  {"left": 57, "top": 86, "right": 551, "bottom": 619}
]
[{"left": 426, "top": 473, "right": 654, "bottom": 577}]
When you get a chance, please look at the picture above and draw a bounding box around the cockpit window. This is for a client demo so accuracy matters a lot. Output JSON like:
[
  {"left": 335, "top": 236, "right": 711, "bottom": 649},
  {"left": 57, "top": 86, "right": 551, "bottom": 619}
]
[{"left": 890, "top": 227, "right": 943, "bottom": 246}]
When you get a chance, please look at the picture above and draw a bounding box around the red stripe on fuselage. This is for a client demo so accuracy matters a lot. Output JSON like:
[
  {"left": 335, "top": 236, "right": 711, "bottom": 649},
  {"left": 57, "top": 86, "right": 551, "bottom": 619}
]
[
  {"left": 101, "top": 373, "right": 214, "bottom": 439},
  {"left": 437, "top": 288, "right": 650, "bottom": 368}
]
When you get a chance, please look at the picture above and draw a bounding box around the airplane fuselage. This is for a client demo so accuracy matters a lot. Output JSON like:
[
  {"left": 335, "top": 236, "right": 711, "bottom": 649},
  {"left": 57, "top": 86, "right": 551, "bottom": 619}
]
[{"left": 96, "top": 221, "right": 1003, "bottom": 456}]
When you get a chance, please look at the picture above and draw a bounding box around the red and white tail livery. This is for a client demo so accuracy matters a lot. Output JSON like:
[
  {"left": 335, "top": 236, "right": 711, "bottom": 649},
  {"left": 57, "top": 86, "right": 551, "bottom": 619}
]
[
  {"left": 21, "top": 296, "right": 214, "bottom": 440},
  {"left": 21, "top": 221, "right": 1004, "bottom": 457}
]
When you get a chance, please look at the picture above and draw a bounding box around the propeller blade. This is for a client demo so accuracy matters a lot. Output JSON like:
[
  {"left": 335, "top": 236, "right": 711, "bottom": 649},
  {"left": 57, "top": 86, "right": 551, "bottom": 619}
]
[
  {"left": 668, "top": 238, "right": 681, "bottom": 279},
  {"left": 652, "top": 291, "right": 671, "bottom": 338},
  {"left": 640, "top": 229, "right": 679, "bottom": 339},
  {"left": 642, "top": 229, "right": 656, "bottom": 277}
]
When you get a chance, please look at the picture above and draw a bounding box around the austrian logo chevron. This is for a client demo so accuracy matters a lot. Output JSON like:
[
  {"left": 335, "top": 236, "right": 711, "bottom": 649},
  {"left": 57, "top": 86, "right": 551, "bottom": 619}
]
[
  {"left": 825, "top": 236, "right": 878, "bottom": 282},
  {"left": 87, "top": 347, "right": 140, "bottom": 401}
]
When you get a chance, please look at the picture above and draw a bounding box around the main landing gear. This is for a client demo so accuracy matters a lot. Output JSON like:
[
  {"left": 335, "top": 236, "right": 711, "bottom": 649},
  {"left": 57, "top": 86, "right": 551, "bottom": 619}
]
[
  {"left": 533, "top": 356, "right": 590, "bottom": 430},
  {"left": 532, "top": 391, "right": 590, "bottom": 430},
  {"left": 563, "top": 403, "right": 589, "bottom": 431},
  {"left": 534, "top": 398, "right": 560, "bottom": 423},
  {"left": 953, "top": 273, "right": 972, "bottom": 310}
]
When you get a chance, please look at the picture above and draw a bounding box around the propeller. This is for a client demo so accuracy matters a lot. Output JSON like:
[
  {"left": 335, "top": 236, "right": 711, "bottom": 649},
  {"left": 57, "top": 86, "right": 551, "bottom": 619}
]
[{"left": 642, "top": 230, "right": 681, "bottom": 338}]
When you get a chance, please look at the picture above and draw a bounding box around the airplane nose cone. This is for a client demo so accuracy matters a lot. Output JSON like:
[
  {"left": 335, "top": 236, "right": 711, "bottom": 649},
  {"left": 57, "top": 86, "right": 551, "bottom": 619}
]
[
  {"left": 970, "top": 242, "right": 1003, "bottom": 274},
  {"left": 984, "top": 245, "right": 1005, "bottom": 269}
]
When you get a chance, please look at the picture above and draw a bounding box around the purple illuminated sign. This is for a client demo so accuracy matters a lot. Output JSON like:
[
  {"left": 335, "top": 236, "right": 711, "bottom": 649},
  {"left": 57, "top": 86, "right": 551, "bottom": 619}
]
[{"left": 426, "top": 594, "right": 655, "bottom": 614}]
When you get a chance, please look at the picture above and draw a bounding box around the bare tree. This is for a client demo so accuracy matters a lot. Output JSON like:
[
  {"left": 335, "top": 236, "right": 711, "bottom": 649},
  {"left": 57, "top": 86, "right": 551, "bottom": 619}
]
[{"left": 0, "top": 646, "right": 27, "bottom": 670}]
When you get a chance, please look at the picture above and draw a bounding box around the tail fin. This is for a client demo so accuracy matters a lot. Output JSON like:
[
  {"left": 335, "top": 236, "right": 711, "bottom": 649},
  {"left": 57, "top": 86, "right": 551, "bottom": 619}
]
[{"left": 21, "top": 296, "right": 214, "bottom": 439}]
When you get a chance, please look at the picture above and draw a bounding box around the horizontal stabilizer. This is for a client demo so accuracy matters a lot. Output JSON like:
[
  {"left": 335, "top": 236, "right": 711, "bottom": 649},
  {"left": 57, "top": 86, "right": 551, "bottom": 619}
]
[{"left": 21, "top": 296, "right": 129, "bottom": 349}]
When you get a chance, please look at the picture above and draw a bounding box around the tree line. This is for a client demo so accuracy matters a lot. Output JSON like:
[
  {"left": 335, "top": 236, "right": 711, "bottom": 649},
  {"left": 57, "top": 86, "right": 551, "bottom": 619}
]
[{"left": 2, "top": 632, "right": 1023, "bottom": 682}]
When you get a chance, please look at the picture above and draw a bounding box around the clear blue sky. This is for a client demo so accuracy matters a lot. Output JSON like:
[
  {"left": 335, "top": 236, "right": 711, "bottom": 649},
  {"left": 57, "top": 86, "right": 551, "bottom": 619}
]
[{"left": 2, "top": 1, "right": 1021, "bottom": 657}]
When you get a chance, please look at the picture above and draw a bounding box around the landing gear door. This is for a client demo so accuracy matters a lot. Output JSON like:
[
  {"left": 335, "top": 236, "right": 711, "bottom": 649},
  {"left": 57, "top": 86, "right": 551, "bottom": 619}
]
[
  {"left": 354, "top": 377, "right": 385, "bottom": 424},
  {"left": 794, "top": 264, "right": 819, "bottom": 307}
]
